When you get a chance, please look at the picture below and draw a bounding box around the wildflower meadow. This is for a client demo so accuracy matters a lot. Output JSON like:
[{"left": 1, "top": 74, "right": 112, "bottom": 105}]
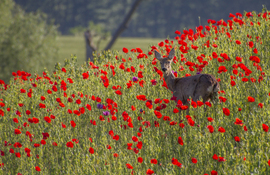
[{"left": 1, "top": 9, "right": 270, "bottom": 175}]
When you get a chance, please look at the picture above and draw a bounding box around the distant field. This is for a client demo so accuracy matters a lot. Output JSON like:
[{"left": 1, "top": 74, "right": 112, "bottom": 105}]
[{"left": 56, "top": 36, "right": 162, "bottom": 65}]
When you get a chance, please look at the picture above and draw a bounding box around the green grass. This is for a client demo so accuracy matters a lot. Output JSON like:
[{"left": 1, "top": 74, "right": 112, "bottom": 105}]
[{"left": 56, "top": 36, "right": 162, "bottom": 65}]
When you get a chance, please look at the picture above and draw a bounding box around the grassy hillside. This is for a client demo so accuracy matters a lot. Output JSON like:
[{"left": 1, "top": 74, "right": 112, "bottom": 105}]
[{"left": 1, "top": 9, "right": 270, "bottom": 175}]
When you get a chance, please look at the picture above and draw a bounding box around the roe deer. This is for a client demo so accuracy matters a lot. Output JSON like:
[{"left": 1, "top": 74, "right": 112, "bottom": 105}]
[{"left": 154, "top": 48, "right": 220, "bottom": 116}]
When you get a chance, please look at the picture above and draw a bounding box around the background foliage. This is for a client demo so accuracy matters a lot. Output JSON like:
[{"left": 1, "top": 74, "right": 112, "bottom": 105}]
[
  {"left": 0, "top": 0, "right": 59, "bottom": 83},
  {"left": 15, "top": 0, "right": 270, "bottom": 37}
]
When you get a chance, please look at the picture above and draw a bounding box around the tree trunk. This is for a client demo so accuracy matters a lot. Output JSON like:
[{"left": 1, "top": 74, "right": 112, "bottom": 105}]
[
  {"left": 104, "top": 0, "right": 143, "bottom": 50},
  {"left": 85, "top": 0, "right": 143, "bottom": 61},
  {"left": 84, "top": 30, "right": 97, "bottom": 62}
]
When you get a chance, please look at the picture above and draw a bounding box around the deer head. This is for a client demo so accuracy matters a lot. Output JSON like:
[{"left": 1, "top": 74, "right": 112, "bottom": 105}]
[{"left": 154, "top": 48, "right": 175, "bottom": 72}]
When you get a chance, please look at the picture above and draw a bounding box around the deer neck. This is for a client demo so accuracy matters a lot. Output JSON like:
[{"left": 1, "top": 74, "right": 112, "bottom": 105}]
[{"left": 163, "top": 69, "right": 175, "bottom": 92}]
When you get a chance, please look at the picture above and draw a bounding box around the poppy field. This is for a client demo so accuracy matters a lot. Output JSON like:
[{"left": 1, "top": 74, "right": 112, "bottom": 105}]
[{"left": 1, "top": 9, "right": 270, "bottom": 175}]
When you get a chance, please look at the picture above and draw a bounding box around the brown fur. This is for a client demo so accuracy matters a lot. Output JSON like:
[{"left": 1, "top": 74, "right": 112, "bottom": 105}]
[{"left": 155, "top": 48, "right": 220, "bottom": 114}]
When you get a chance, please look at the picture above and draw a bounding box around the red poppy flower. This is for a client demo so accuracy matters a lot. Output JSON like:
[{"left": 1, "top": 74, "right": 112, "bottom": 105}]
[
  {"left": 173, "top": 108, "right": 179, "bottom": 113},
  {"left": 170, "top": 121, "right": 177, "bottom": 125},
  {"left": 44, "top": 116, "right": 51, "bottom": 123},
  {"left": 235, "top": 40, "right": 241, "bottom": 45},
  {"left": 133, "top": 148, "right": 139, "bottom": 154},
  {"left": 218, "top": 66, "right": 227, "bottom": 73},
  {"left": 115, "top": 90, "right": 122, "bottom": 95},
  {"left": 9, "top": 148, "right": 14, "bottom": 153},
  {"left": 180, "top": 105, "right": 188, "bottom": 110},
  {"left": 108, "top": 130, "right": 114, "bottom": 137},
  {"left": 179, "top": 123, "right": 185, "bottom": 128},
  {"left": 205, "top": 102, "right": 211, "bottom": 107},
  {"left": 246, "top": 12, "right": 253, "bottom": 17},
  {"left": 247, "top": 96, "right": 255, "bottom": 102},
  {"left": 13, "top": 118, "right": 18, "bottom": 123},
  {"left": 178, "top": 137, "right": 184, "bottom": 145},
  {"left": 70, "top": 120, "right": 76, "bottom": 128},
  {"left": 146, "top": 169, "right": 155, "bottom": 175},
  {"left": 15, "top": 152, "right": 21, "bottom": 158},
  {"left": 206, "top": 118, "right": 213, "bottom": 124},
  {"left": 136, "top": 95, "right": 147, "bottom": 101},
  {"left": 234, "top": 118, "right": 243, "bottom": 126},
  {"left": 235, "top": 56, "right": 242, "bottom": 62},
  {"left": 132, "top": 136, "right": 138, "bottom": 142},
  {"left": 137, "top": 141, "right": 143, "bottom": 149},
  {"left": 52, "top": 142, "right": 57, "bottom": 146},
  {"left": 14, "top": 129, "right": 21, "bottom": 135},
  {"left": 52, "top": 85, "right": 57, "bottom": 92},
  {"left": 242, "top": 78, "right": 249, "bottom": 82},
  {"left": 150, "top": 159, "right": 158, "bottom": 164},
  {"left": 20, "top": 89, "right": 26, "bottom": 93},
  {"left": 218, "top": 157, "right": 226, "bottom": 162},
  {"left": 158, "top": 42, "right": 164, "bottom": 47},
  {"left": 47, "top": 89, "right": 52, "bottom": 94},
  {"left": 126, "top": 163, "right": 133, "bottom": 169},
  {"left": 234, "top": 136, "right": 240, "bottom": 142},
  {"left": 26, "top": 110, "right": 31, "bottom": 115},
  {"left": 40, "top": 140, "right": 46, "bottom": 145},
  {"left": 61, "top": 67, "right": 66, "bottom": 72},
  {"left": 163, "top": 116, "right": 171, "bottom": 121},
  {"left": 175, "top": 30, "right": 181, "bottom": 35},
  {"left": 249, "top": 56, "right": 260, "bottom": 63},
  {"left": 222, "top": 108, "right": 230, "bottom": 116},
  {"left": 191, "top": 158, "right": 197, "bottom": 164},
  {"left": 197, "top": 101, "right": 204, "bottom": 106},
  {"left": 113, "top": 135, "right": 119, "bottom": 141},
  {"left": 153, "top": 110, "right": 162, "bottom": 119},
  {"left": 212, "top": 44, "right": 218, "bottom": 48},
  {"left": 113, "top": 153, "right": 118, "bottom": 157},
  {"left": 66, "top": 141, "right": 73, "bottom": 148},
  {"left": 231, "top": 80, "right": 236, "bottom": 86},
  {"left": 106, "top": 145, "right": 111, "bottom": 149},
  {"left": 138, "top": 157, "right": 143, "bottom": 163},
  {"left": 82, "top": 72, "right": 89, "bottom": 79},
  {"left": 187, "top": 118, "right": 195, "bottom": 126},
  {"left": 39, "top": 103, "right": 46, "bottom": 108},
  {"left": 172, "top": 157, "right": 179, "bottom": 165},
  {"left": 13, "top": 142, "right": 22, "bottom": 148},
  {"left": 24, "top": 148, "right": 31, "bottom": 153},
  {"left": 253, "top": 48, "right": 258, "bottom": 54},
  {"left": 211, "top": 170, "right": 218, "bottom": 175},
  {"left": 217, "top": 127, "right": 225, "bottom": 133},
  {"left": 207, "top": 125, "right": 214, "bottom": 133},
  {"left": 42, "top": 132, "right": 49, "bottom": 140},
  {"left": 35, "top": 166, "right": 41, "bottom": 171},
  {"left": 248, "top": 41, "right": 254, "bottom": 48},
  {"left": 258, "top": 103, "right": 263, "bottom": 108},
  {"left": 262, "top": 124, "right": 269, "bottom": 132},
  {"left": 122, "top": 47, "right": 129, "bottom": 53},
  {"left": 34, "top": 143, "right": 40, "bottom": 147},
  {"left": 136, "top": 48, "right": 143, "bottom": 53},
  {"left": 212, "top": 154, "right": 218, "bottom": 160}
]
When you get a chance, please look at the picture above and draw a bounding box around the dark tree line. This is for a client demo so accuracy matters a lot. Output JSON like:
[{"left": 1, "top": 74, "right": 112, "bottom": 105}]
[{"left": 15, "top": 0, "right": 270, "bottom": 38}]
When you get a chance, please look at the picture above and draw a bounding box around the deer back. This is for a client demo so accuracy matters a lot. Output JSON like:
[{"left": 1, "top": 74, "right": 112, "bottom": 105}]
[{"left": 173, "top": 74, "right": 218, "bottom": 103}]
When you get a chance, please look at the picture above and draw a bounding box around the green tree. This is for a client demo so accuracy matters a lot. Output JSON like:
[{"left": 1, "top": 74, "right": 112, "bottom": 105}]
[{"left": 0, "top": 0, "right": 58, "bottom": 83}]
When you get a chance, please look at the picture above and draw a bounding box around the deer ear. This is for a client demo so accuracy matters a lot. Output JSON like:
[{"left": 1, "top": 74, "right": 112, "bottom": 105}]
[
  {"left": 154, "top": 50, "right": 162, "bottom": 60},
  {"left": 168, "top": 48, "right": 175, "bottom": 60}
]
